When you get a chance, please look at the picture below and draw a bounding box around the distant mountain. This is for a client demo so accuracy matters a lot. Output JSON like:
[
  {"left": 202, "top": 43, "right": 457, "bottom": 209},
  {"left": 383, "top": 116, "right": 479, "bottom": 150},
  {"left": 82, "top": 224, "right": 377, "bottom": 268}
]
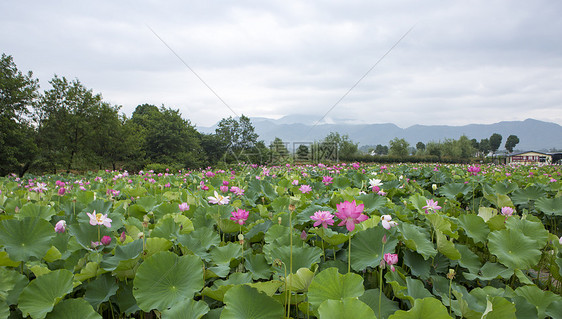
[{"left": 197, "top": 117, "right": 562, "bottom": 151}]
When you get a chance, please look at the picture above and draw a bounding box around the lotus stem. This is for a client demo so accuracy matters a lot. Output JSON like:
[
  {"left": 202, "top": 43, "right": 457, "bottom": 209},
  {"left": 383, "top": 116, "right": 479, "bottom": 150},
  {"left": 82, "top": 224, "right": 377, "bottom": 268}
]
[{"left": 348, "top": 235, "right": 351, "bottom": 273}]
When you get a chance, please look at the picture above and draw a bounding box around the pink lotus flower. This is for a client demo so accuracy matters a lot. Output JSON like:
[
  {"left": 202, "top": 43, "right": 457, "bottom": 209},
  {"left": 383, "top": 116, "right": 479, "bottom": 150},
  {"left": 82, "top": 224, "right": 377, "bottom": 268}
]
[
  {"left": 335, "top": 200, "right": 368, "bottom": 232},
  {"left": 101, "top": 235, "right": 112, "bottom": 246},
  {"left": 468, "top": 166, "right": 481, "bottom": 175},
  {"left": 220, "top": 185, "right": 229, "bottom": 193},
  {"left": 384, "top": 253, "right": 399, "bottom": 272},
  {"left": 54, "top": 220, "right": 66, "bottom": 233},
  {"left": 230, "top": 186, "right": 245, "bottom": 196},
  {"left": 230, "top": 209, "right": 249, "bottom": 225},
  {"left": 292, "top": 180, "right": 299, "bottom": 186},
  {"left": 299, "top": 184, "right": 312, "bottom": 194},
  {"left": 310, "top": 211, "right": 335, "bottom": 229},
  {"left": 91, "top": 241, "right": 102, "bottom": 249},
  {"left": 322, "top": 176, "right": 333, "bottom": 185},
  {"left": 120, "top": 231, "right": 126, "bottom": 243},
  {"left": 501, "top": 206, "right": 514, "bottom": 217},
  {"left": 57, "top": 187, "right": 66, "bottom": 196},
  {"left": 178, "top": 202, "right": 189, "bottom": 211},
  {"left": 208, "top": 191, "right": 230, "bottom": 205},
  {"left": 381, "top": 215, "right": 398, "bottom": 230},
  {"left": 422, "top": 199, "right": 442, "bottom": 214},
  {"left": 86, "top": 211, "right": 112, "bottom": 228}
]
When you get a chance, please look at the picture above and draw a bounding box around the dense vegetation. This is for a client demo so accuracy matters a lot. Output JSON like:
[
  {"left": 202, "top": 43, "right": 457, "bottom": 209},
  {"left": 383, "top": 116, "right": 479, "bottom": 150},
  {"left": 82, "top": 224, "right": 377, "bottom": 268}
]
[{"left": 0, "top": 163, "right": 561, "bottom": 318}]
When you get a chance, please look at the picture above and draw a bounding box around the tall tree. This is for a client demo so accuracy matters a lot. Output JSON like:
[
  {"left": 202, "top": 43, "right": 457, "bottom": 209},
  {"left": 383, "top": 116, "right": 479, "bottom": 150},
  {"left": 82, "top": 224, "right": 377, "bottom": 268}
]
[
  {"left": 36, "top": 76, "right": 105, "bottom": 171},
  {"left": 489, "top": 133, "right": 502, "bottom": 154},
  {"left": 504, "top": 135, "right": 520, "bottom": 153},
  {"left": 322, "top": 132, "right": 358, "bottom": 160},
  {"left": 479, "top": 138, "right": 491, "bottom": 157},
  {"left": 416, "top": 142, "right": 426, "bottom": 152},
  {"left": 388, "top": 138, "right": 410, "bottom": 157},
  {"left": 131, "top": 104, "right": 204, "bottom": 168},
  {"left": 0, "top": 53, "right": 39, "bottom": 176}
]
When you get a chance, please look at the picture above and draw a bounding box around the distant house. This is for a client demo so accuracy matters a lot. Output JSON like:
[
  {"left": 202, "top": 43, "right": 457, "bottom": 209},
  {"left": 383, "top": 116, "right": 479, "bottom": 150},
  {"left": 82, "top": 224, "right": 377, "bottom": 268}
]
[{"left": 507, "top": 151, "right": 553, "bottom": 164}]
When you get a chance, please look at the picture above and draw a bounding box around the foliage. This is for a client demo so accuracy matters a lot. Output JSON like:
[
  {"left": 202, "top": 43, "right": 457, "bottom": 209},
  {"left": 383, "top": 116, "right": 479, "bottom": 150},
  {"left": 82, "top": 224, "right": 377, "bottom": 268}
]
[
  {"left": 489, "top": 133, "right": 503, "bottom": 154},
  {"left": 1, "top": 162, "right": 561, "bottom": 318},
  {"left": 505, "top": 134, "right": 520, "bottom": 153}
]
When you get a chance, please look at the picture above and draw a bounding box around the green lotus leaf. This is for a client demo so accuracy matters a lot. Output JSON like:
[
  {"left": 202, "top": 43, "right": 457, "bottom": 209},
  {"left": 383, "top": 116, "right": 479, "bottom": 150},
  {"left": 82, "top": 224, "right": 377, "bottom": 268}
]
[
  {"left": 177, "top": 228, "right": 219, "bottom": 261},
  {"left": 308, "top": 267, "right": 364, "bottom": 309},
  {"left": 505, "top": 216, "right": 549, "bottom": 248},
  {"left": 356, "top": 193, "right": 388, "bottom": 213},
  {"left": 220, "top": 285, "right": 284, "bottom": 319},
  {"left": 440, "top": 182, "right": 471, "bottom": 200},
  {"left": 0, "top": 217, "right": 55, "bottom": 262},
  {"left": 99, "top": 239, "right": 144, "bottom": 271},
  {"left": 201, "top": 284, "right": 234, "bottom": 302},
  {"left": 399, "top": 223, "right": 437, "bottom": 259},
  {"left": 490, "top": 182, "right": 519, "bottom": 195},
  {"left": 545, "top": 300, "right": 562, "bottom": 319},
  {"left": 3, "top": 270, "right": 27, "bottom": 306},
  {"left": 488, "top": 228, "right": 542, "bottom": 270},
  {"left": 455, "top": 244, "right": 482, "bottom": 274},
  {"left": 153, "top": 202, "right": 179, "bottom": 219},
  {"left": 511, "top": 186, "right": 545, "bottom": 206},
  {"left": 388, "top": 297, "right": 452, "bottom": 319},
  {"left": 487, "top": 215, "right": 507, "bottom": 231},
  {"left": 151, "top": 216, "right": 181, "bottom": 240},
  {"left": 244, "top": 253, "right": 273, "bottom": 280},
  {"left": 84, "top": 273, "right": 119, "bottom": 310},
  {"left": 535, "top": 196, "right": 562, "bottom": 216},
  {"left": 207, "top": 263, "right": 231, "bottom": 278},
  {"left": 45, "top": 298, "right": 101, "bottom": 319},
  {"left": 68, "top": 221, "right": 109, "bottom": 250},
  {"left": 18, "top": 269, "right": 74, "bottom": 319},
  {"left": 296, "top": 204, "right": 331, "bottom": 224},
  {"left": 144, "top": 237, "right": 173, "bottom": 258},
  {"left": 483, "top": 193, "right": 514, "bottom": 210},
  {"left": 133, "top": 251, "right": 204, "bottom": 312},
  {"left": 0, "top": 300, "right": 8, "bottom": 319},
  {"left": 0, "top": 251, "right": 20, "bottom": 267},
  {"left": 267, "top": 245, "right": 322, "bottom": 274},
  {"left": 213, "top": 273, "right": 253, "bottom": 288},
  {"left": 477, "top": 207, "right": 496, "bottom": 222},
  {"left": 457, "top": 214, "right": 490, "bottom": 244},
  {"left": 318, "top": 297, "right": 376, "bottom": 319},
  {"left": 161, "top": 298, "right": 209, "bottom": 319},
  {"left": 425, "top": 213, "right": 458, "bottom": 239},
  {"left": 86, "top": 199, "right": 112, "bottom": 217},
  {"left": 385, "top": 272, "right": 433, "bottom": 307},
  {"left": 310, "top": 227, "right": 349, "bottom": 246},
  {"left": 462, "top": 262, "right": 514, "bottom": 281},
  {"left": 409, "top": 193, "right": 428, "bottom": 214},
  {"left": 481, "top": 296, "right": 516, "bottom": 318},
  {"left": 113, "top": 282, "right": 140, "bottom": 315},
  {"left": 359, "top": 289, "right": 400, "bottom": 319},
  {"left": 435, "top": 230, "right": 460, "bottom": 260},
  {"left": 0, "top": 267, "right": 19, "bottom": 301},
  {"left": 135, "top": 196, "right": 158, "bottom": 212},
  {"left": 351, "top": 226, "right": 398, "bottom": 271},
  {"left": 247, "top": 281, "right": 284, "bottom": 297},
  {"left": 18, "top": 203, "right": 56, "bottom": 221},
  {"left": 403, "top": 250, "right": 430, "bottom": 279},
  {"left": 210, "top": 242, "right": 243, "bottom": 264},
  {"left": 283, "top": 267, "right": 315, "bottom": 292},
  {"left": 451, "top": 289, "right": 484, "bottom": 319},
  {"left": 514, "top": 285, "right": 562, "bottom": 319}
]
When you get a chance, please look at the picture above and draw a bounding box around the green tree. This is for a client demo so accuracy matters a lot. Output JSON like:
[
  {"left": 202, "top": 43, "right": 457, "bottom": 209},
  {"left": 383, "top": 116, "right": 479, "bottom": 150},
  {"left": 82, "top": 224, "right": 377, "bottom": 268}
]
[
  {"left": 479, "top": 138, "right": 491, "bottom": 157},
  {"left": 322, "top": 132, "right": 358, "bottom": 160},
  {"left": 489, "top": 133, "right": 502, "bottom": 154},
  {"left": 0, "top": 53, "right": 39, "bottom": 176},
  {"left": 374, "top": 144, "right": 388, "bottom": 155},
  {"left": 296, "top": 144, "right": 310, "bottom": 161},
  {"left": 131, "top": 104, "right": 204, "bottom": 168},
  {"left": 269, "top": 137, "right": 290, "bottom": 164},
  {"left": 416, "top": 142, "right": 426, "bottom": 152},
  {"left": 426, "top": 141, "right": 442, "bottom": 158},
  {"left": 215, "top": 115, "right": 264, "bottom": 163},
  {"left": 36, "top": 76, "right": 105, "bottom": 171},
  {"left": 504, "top": 135, "right": 520, "bottom": 153},
  {"left": 388, "top": 138, "right": 410, "bottom": 157}
]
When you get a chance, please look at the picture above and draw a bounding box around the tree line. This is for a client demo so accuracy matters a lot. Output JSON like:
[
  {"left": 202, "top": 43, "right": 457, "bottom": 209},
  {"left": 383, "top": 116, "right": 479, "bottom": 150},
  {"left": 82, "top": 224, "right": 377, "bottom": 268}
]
[{"left": 1, "top": 53, "right": 521, "bottom": 176}]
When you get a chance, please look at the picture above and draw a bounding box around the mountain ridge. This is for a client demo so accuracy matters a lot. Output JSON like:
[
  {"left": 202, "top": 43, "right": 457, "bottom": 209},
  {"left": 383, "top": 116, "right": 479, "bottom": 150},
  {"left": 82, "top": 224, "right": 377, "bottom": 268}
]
[{"left": 196, "top": 117, "right": 562, "bottom": 151}]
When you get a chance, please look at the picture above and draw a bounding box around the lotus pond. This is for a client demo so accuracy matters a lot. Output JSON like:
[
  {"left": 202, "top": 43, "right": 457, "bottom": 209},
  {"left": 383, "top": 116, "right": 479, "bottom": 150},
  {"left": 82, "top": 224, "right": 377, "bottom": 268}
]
[{"left": 0, "top": 163, "right": 561, "bottom": 318}]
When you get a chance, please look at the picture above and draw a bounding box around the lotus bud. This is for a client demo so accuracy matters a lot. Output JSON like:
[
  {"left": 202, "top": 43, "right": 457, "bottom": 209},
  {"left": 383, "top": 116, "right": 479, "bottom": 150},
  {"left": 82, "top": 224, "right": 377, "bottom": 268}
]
[
  {"left": 382, "top": 234, "right": 387, "bottom": 244},
  {"left": 137, "top": 232, "right": 144, "bottom": 239},
  {"left": 120, "top": 231, "right": 126, "bottom": 243},
  {"left": 101, "top": 235, "right": 112, "bottom": 246},
  {"left": 54, "top": 220, "right": 66, "bottom": 233},
  {"left": 447, "top": 269, "right": 456, "bottom": 280},
  {"left": 278, "top": 217, "right": 282, "bottom": 225},
  {"left": 432, "top": 184, "right": 437, "bottom": 191}
]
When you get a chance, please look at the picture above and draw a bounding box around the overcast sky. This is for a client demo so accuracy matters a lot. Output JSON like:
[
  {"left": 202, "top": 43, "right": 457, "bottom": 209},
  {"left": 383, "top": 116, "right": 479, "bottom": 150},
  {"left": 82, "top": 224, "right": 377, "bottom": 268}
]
[{"left": 2, "top": 1, "right": 561, "bottom": 128}]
